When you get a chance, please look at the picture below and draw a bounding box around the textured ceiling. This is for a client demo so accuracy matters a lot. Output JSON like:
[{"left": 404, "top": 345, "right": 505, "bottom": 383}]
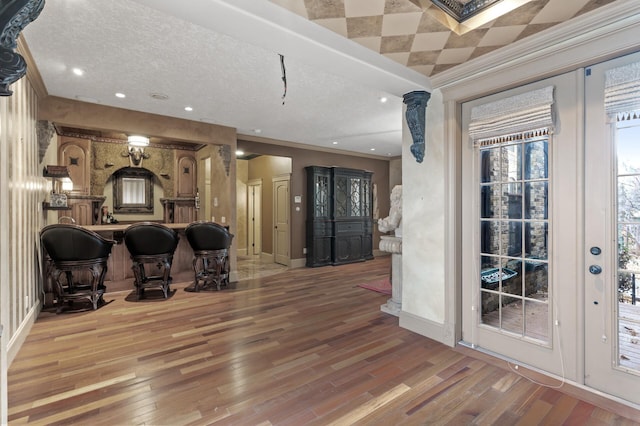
[
  {"left": 21, "top": 0, "right": 617, "bottom": 157},
  {"left": 269, "top": 0, "right": 616, "bottom": 77}
]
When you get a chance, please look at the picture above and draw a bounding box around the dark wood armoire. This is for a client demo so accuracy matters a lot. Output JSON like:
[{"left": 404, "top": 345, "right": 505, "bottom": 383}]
[{"left": 305, "top": 166, "right": 373, "bottom": 267}]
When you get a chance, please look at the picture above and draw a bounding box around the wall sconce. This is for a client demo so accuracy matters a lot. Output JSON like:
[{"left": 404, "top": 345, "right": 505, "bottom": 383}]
[
  {"left": 124, "top": 135, "right": 150, "bottom": 167},
  {"left": 61, "top": 177, "right": 74, "bottom": 192}
]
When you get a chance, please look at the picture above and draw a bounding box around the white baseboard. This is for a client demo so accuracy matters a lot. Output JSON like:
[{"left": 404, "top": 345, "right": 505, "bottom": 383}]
[
  {"left": 236, "top": 248, "right": 248, "bottom": 256},
  {"left": 399, "top": 310, "right": 456, "bottom": 348},
  {"left": 290, "top": 258, "right": 306, "bottom": 268},
  {"left": 8, "top": 300, "right": 41, "bottom": 366},
  {"left": 261, "top": 252, "right": 274, "bottom": 262}
]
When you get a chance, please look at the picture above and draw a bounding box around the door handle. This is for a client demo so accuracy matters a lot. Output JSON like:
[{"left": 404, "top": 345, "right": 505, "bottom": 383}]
[{"left": 589, "top": 265, "right": 602, "bottom": 275}]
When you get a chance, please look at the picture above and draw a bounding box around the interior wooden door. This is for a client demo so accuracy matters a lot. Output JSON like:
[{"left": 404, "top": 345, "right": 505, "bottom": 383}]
[
  {"left": 248, "top": 179, "right": 262, "bottom": 256},
  {"left": 273, "top": 175, "right": 290, "bottom": 266}
]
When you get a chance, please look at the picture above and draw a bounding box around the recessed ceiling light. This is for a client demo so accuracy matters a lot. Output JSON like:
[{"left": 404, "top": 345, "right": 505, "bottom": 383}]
[
  {"left": 72, "top": 68, "right": 84, "bottom": 76},
  {"left": 115, "top": 92, "right": 126, "bottom": 98},
  {"left": 236, "top": 150, "right": 245, "bottom": 156},
  {"left": 253, "top": 129, "right": 262, "bottom": 134},
  {"left": 370, "top": 148, "right": 376, "bottom": 151},
  {"left": 332, "top": 141, "right": 338, "bottom": 145},
  {"left": 380, "top": 97, "right": 388, "bottom": 103},
  {"left": 150, "top": 93, "right": 169, "bottom": 100},
  {"left": 184, "top": 106, "right": 193, "bottom": 112}
]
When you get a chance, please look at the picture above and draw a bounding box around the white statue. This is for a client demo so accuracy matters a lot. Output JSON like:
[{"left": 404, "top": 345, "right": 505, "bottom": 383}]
[{"left": 378, "top": 185, "right": 402, "bottom": 237}]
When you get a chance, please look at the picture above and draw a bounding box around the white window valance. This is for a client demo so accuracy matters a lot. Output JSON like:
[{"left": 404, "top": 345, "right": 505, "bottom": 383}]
[
  {"left": 469, "top": 86, "right": 555, "bottom": 146},
  {"left": 605, "top": 61, "right": 640, "bottom": 116}
]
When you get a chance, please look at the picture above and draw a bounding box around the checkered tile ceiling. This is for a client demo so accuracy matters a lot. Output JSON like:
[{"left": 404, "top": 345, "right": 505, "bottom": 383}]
[{"left": 269, "top": 0, "right": 617, "bottom": 77}]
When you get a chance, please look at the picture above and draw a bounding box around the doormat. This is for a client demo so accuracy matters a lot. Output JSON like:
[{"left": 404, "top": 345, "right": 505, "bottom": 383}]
[{"left": 357, "top": 277, "right": 391, "bottom": 295}]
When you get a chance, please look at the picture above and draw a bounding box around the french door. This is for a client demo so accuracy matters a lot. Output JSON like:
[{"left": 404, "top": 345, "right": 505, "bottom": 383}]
[
  {"left": 463, "top": 53, "right": 640, "bottom": 405},
  {"left": 584, "top": 52, "right": 640, "bottom": 404},
  {"left": 462, "top": 71, "right": 580, "bottom": 378}
]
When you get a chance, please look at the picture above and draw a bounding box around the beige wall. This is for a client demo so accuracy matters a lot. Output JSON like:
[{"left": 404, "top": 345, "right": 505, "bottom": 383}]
[
  {"left": 389, "top": 158, "right": 401, "bottom": 188},
  {"left": 246, "top": 155, "right": 292, "bottom": 255},
  {"left": 237, "top": 140, "right": 390, "bottom": 262},
  {"left": 235, "top": 159, "right": 248, "bottom": 253}
]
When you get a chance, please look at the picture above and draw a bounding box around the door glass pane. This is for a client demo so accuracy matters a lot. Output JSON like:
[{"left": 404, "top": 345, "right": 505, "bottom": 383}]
[
  {"left": 502, "top": 260, "right": 523, "bottom": 296},
  {"left": 525, "top": 222, "right": 548, "bottom": 260},
  {"left": 502, "top": 220, "right": 522, "bottom": 257},
  {"left": 617, "top": 118, "right": 640, "bottom": 372},
  {"left": 525, "top": 141, "right": 548, "bottom": 180},
  {"left": 480, "top": 221, "right": 500, "bottom": 256},
  {"left": 500, "top": 295, "right": 523, "bottom": 335},
  {"left": 314, "top": 175, "right": 329, "bottom": 217},
  {"left": 481, "top": 148, "right": 501, "bottom": 183},
  {"left": 479, "top": 136, "right": 549, "bottom": 343},
  {"left": 480, "top": 184, "right": 501, "bottom": 218},
  {"left": 525, "top": 182, "right": 548, "bottom": 220},
  {"left": 525, "top": 299, "right": 549, "bottom": 341},
  {"left": 350, "top": 178, "right": 361, "bottom": 216},
  {"left": 363, "top": 179, "right": 370, "bottom": 216},
  {"left": 335, "top": 177, "right": 347, "bottom": 216},
  {"left": 502, "top": 144, "right": 522, "bottom": 181},
  {"left": 525, "top": 260, "right": 548, "bottom": 297},
  {"left": 618, "top": 176, "right": 640, "bottom": 221},
  {"left": 503, "top": 183, "right": 522, "bottom": 219}
]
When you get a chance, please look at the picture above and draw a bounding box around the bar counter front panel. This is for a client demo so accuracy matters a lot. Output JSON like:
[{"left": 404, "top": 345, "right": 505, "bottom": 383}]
[{"left": 84, "top": 223, "right": 195, "bottom": 293}]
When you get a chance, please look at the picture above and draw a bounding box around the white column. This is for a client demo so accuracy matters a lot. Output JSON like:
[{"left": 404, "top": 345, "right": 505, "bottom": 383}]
[{"left": 379, "top": 235, "right": 402, "bottom": 316}]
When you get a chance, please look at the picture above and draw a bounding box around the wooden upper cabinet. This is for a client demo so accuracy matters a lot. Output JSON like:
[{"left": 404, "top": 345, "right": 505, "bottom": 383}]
[
  {"left": 176, "top": 154, "right": 197, "bottom": 197},
  {"left": 58, "top": 136, "right": 90, "bottom": 195}
]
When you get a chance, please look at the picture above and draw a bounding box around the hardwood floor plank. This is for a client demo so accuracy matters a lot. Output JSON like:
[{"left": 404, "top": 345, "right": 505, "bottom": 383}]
[{"left": 7, "top": 257, "right": 640, "bottom": 425}]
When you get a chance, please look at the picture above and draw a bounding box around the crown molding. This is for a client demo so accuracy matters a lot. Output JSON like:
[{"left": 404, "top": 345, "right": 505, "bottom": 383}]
[
  {"left": 432, "top": 0, "right": 640, "bottom": 97},
  {"left": 237, "top": 133, "right": 392, "bottom": 161},
  {"left": 17, "top": 36, "right": 47, "bottom": 99}
]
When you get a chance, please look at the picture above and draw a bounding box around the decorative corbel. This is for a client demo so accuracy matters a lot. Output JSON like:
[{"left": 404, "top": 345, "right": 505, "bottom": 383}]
[
  {"left": 403, "top": 91, "right": 431, "bottom": 163},
  {"left": 218, "top": 145, "right": 231, "bottom": 176},
  {"left": 36, "top": 119, "right": 55, "bottom": 163},
  {"left": 0, "top": 0, "right": 45, "bottom": 96}
]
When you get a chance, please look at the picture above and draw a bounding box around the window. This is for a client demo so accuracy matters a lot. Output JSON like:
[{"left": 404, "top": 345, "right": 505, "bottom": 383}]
[
  {"left": 113, "top": 167, "right": 154, "bottom": 214},
  {"left": 479, "top": 136, "right": 549, "bottom": 342}
]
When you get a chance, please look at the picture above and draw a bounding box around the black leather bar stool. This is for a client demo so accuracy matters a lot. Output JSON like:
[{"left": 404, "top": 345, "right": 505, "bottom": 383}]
[
  {"left": 124, "top": 222, "right": 179, "bottom": 300},
  {"left": 185, "top": 221, "right": 233, "bottom": 291},
  {"left": 40, "top": 224, "right": 115, "bottom": 312}
]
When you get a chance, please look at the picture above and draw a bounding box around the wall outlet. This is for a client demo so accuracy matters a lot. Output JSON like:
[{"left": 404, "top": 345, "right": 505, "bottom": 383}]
[
  {"left": 303, "top": 247, "right": 307, "bottom": 254},
  {"left": 221, "top": 216, "right": 226, "bottom": 223}
]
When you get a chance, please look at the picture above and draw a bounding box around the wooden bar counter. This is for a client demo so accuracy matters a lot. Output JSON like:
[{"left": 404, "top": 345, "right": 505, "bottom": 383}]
[{"left": 83, "top": 223, "right": 194, "bottom": 294}]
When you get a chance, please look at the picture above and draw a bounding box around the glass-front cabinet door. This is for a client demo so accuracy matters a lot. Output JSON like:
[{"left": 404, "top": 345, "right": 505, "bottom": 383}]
[{"left": 305, "top": 166, "right": 332, "bottom": 267}]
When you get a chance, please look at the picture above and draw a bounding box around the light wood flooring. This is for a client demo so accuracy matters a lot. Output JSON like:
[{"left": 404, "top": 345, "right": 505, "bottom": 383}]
[{"left": 8, "top": 257, "right": 640, "bottom": 425}]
